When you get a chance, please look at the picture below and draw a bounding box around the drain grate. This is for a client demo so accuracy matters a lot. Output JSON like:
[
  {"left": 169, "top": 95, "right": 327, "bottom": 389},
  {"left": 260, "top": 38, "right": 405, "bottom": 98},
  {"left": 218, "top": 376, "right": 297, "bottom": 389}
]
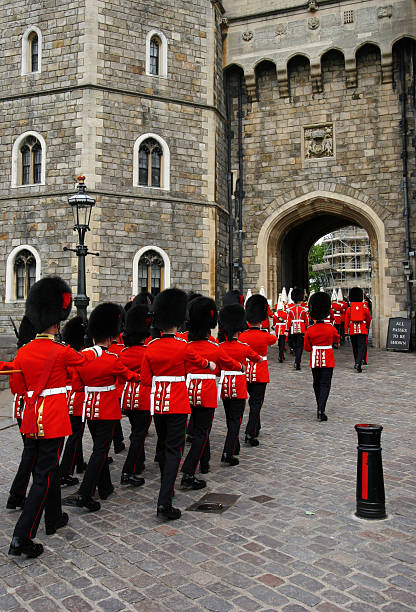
[
  {"left": 187, "top": 493, "right": 240, "bottom": 514},
  {"left": 250, "top": 495, "right": 274, "bottom": 504}
]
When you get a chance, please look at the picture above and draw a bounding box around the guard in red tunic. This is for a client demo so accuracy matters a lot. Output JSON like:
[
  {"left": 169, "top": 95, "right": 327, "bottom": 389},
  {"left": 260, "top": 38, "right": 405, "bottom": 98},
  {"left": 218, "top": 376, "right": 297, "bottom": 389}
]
[
  {"left": 8, "top": 277, "right": 102, "bottom": 558},
  {"left": 218, "top": 304, "right": 261, "bottom": 465},
  {"left": 272, "top": 299, "right": 289, "bottom": 362},
  {"left": 64, "top": 303, "right": 139, "bottom": 512},
  {"left": 139, "top": 288, "right": 216, "bottom": 520},
  {"left": 59, "top": 316, "right": 88, "bottom": 487},
  {"left": 180, "top": 297, "right": 243, "bottom": 488},
  {"left": 304, "top": 292, "right": 340, "bottom": 422},
  {"left": 344, "top": 287, "right": 372, "bottom": 373},
  {"left": 119, "top": 304, "right": 151, "bottom": 486},
  {"left": 239, "top": 295, "right": 277, "bottom": 446},
  {"left": 287, "top": 287, "right": 309, "bottom": 370},
  {"left": 109, "top": 331, "right": 126, "bottom": 455}
]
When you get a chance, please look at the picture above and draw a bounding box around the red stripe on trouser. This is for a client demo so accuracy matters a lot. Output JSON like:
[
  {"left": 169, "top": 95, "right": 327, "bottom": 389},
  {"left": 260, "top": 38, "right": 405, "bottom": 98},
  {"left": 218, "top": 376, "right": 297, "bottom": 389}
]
[
  {"left": 169, "top": 421, "right": 187, "bottom": 504},
  {"left": 90, "top": 424, "right": 115, "bottom": 497},
  {"left": 362, "top": 452, "right": 369, "bottom": 500},
  {"left": 193, "top": 410, "right": 214, "bottom": 473},
  {"left": 29, "top": 439, "right": 63, "bottom": 539}
]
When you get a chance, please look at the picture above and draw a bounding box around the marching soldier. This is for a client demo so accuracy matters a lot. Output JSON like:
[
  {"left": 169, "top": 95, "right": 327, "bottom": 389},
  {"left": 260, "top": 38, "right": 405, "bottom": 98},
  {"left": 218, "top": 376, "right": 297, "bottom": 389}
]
[
  {"left": 304, "top": 292, "right": 340, "bottom": 421},
  {"left": 239, "top": 295, "right": 277, "bottom": 446},
  {"left": 331, "top": 289, "right": 343, "bottom": 341},
  {"left": 287, "top": 287, "right": 309, "bottom": 370},
  {"left": 272, "top": 297, "right": 288, "bottom": 362},
  {"left": 8, "top": 276, "right": 102, "bottom": 558},
  {"left": 139, "top": 288, "right": 216, "bottom": 520},
  {"left": 345, "top": 287, "right": 371, "bottom": 372}
]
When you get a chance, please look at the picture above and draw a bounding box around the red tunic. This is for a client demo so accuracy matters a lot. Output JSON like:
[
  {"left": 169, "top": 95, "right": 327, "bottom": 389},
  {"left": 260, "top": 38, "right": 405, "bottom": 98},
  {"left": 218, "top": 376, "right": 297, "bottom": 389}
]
[
  {"left": 139, "top": 335, "right": 209, "bottom": 415},
  {"left": 331, "top": 302, "right": 343, "bottom": 325},
  {"left": 304, "top": 323, "right": 340, "bottom": 368},
  {"left": 238, "top": 328, "right": 277, "bottom": 383},
  {"left": 9, "top": 374, "right": 24, "bottom": 420},
  {"left": 272, "top": 310, "right": 289, "bottom": 338},
  {"left": 119, "top": 345, "right": 146, "bottom": 411},
  {"left": 287, "top": 304, "right": 308, "bottom": 334},
  {"left": 186, "top": 340, "right": 242, "bottom": 408},
  {"left": 345, "top": 304, "right": 372, "bottom": 335},
  {"left": 219, "top": 340, "right": 261, "bottom": 399},
  {"left": 12, "top": 336, "right": 99, "bottom": 438},
  {"left": 73, "top": 349, "right": 139, "bottom": 420}
]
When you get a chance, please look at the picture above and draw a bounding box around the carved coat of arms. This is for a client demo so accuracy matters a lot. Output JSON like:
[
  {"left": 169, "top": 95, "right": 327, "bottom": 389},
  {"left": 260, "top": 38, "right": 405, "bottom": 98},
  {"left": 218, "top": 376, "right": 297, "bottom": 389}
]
[{"left": 304, "top": 125, "right": 334, "bottom": 158}]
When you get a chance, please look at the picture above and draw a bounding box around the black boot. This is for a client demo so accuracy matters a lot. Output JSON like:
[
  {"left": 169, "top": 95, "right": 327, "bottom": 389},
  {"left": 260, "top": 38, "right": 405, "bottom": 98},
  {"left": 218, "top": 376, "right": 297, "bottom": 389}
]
[
  {"left": 200, "top": 463, "right": 210, "bottom": 474},
  {"left": 181, "top": 474, "right": 206, "bottom": 490},
  {"left": 114, "top": 441, "right": 126, "bottom": 454},
  {"left": 221, "top": 453, "right": 239, "bottom": 466},
  {"left": 318, "top": 412, "right": 328, "bottom": 422},
  {"left": 6, "top": 494, "right": 26, "bottom": 510},
  {"left": 9, "top": 537, "right": 43, "bottom": 558},
  {"left": 76, "top": 461, "right": 87, "bottom": 474},
  {"left": 63, "top": 493, "right": 101, "bottom": 512},
  {"left": 245, "top": 435, "right": 259, "bottom": 447},
  {"left": 45, "top": 512, "right": 69, "bottom": 535},
  {"left": 354, "top": 363, "right": 362, "bottom": 373},
  {"left": 120, "top": 473, "right": 145, "bottom": 487},
  {"left": 98, "top": 485, "right": 114, "bottom": 500},
  {"left": 157, "top": 505, "right": 181, "bottom": 520},
  {"left": 60, "top": 475, "right": 79, "bottom": 487}
]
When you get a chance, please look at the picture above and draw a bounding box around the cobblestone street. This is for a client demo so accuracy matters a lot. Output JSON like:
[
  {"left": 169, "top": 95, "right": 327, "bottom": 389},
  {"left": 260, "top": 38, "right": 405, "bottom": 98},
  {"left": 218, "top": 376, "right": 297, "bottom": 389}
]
[{"left": 0, "top": 344, "right": 415, "bottom": 611}]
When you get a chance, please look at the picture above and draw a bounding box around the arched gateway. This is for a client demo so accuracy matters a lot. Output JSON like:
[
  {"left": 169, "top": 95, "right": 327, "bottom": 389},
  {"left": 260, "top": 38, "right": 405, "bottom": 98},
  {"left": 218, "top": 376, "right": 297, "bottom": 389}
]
[{"left": 256, "top": 188, "right": 392, "bottom": 348}]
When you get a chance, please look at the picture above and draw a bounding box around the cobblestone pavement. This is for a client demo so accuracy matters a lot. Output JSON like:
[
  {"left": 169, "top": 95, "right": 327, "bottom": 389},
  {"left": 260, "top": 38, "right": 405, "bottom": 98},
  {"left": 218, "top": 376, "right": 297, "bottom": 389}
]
[{"left": 0, "top": 345, "right": 415, "bottom": 611}]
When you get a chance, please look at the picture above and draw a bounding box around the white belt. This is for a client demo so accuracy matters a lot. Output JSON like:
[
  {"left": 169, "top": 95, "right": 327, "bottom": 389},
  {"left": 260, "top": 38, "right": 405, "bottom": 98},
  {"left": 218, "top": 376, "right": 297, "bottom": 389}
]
[
  {"left": 218, "top": 370, "right": 245, "bottom": 403},
  {"left": 312, "top": 345, "right": 332, "bottom": 368},
  {"left": 186, "top": 373, "right": 217, "bottom": 385},
  {"left": 27, "top": 387, "right": 67, "bottom": 398},
  {"left": 66, "top": 385, "right": 72, "bottom": 392},
  {"left": 260, "top": 356, "right": 267, "bottom": 362},
  {"left": 82, "top": 384, "right": 116, "bottom": 421},
  {"left": 150, "top": 376, "right": 185, "bottom": 416}
]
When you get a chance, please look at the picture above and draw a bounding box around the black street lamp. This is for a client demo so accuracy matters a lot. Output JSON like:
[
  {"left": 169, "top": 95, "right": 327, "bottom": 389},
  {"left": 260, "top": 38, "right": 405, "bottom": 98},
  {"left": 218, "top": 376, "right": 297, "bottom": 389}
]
[{"left": 64, "top": 176, "right": 98, "bottom": 321}]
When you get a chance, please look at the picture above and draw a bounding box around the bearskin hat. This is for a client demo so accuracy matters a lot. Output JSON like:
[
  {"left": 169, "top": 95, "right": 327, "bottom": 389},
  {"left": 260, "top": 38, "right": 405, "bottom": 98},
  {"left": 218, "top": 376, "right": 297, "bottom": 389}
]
[
  {"left": 124, "top": 301, "right": 133, "bottom": 313},
  {"left": 309, "top": 292, "right": 331, "bottom": 321},
  {"left": 152, "top": 288, "right": 187, "bottom": 330},
  {"left": 223, "top": 290, "right": 244, "bottom": 307},
  {"left": 25, "top": 276, "right": 72, "bottom": 333},
  {"left": 219, "top": 304, "right": 246, "bottom": 340},
  {"left": 17, "top": 315, "right": 36, "bottom": 349},
  {"left": 291, "top": 287, "right": 304, "bottom": 303},
  {"left": 87, "top": 302, "right": 123, "bottom": 341},
  {"left": 349, "top": 286, "right": 363, "bottom": 302},
  {"left": 62, "top": 316, "right": 86, "bottom": 351},
  {"left": 188, "top": 297, "right": 217, "bottom": 339},
  {"left": 122, "top": 305, "right": 151, "bottom": 346},
  {"left": 132, "top": 288, "right": 154, "bottom": 307},
  {"left": 245, "top": 294, "right": 268, "bottom": 324}
]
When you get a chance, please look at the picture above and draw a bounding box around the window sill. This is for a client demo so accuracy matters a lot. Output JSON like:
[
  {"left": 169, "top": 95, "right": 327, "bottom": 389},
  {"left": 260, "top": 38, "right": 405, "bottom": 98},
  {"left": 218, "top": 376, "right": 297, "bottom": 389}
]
[
  {"left": 134, "top": 185, "right": 169, "bottom": 192},
  {"left": 11, "top": 182, "right": 45, "bottom": 189},
  {"left": 145, "top": 73, "right": 168, "bottom": 79}
]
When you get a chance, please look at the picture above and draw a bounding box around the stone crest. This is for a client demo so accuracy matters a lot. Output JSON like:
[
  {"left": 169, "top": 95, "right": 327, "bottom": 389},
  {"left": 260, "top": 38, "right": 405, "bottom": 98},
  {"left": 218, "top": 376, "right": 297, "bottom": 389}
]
[
  {"left": 304, "top": 125, "right": 334, "bottom": 159},
  {"left": 242, "top": 30, "right": 253, "bottom": 41},
  {"left": 377, "top": 5, "right": 392, "bottom": 18},
  {"left": 275, "top": 24, "right": 288, "bottom": 37},
  {"left": 308, "top": 16, "right": 320, "bottom": 29}
]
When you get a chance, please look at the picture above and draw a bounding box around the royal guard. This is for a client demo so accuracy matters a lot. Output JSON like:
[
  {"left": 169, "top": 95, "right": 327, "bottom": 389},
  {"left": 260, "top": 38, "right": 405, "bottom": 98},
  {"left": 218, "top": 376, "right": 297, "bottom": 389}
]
[
  {"left": 8, "top": 276, "right": 102, "bottom": 558},
  {"left": 218, "top": 290, "right": 245, "bottom": 342},
  {"left": 304, "top": 292, "right": 340, "bottom": 421},
  {"left": 59, "top": 316, "right": 88, "bottom": 487},
  {"left": 119, "top": 304, "right": 151, "bottom": 487},
  {"left": 337, "top": 288, "right": 348, "bottom": 343},
  {"left": 287, "top": 287, "right": 309, "bottom": 370},
  {"left": 345, "top": 287, "right": 371, "bottom": 372},
  {"left": 139, "top": 288, "right": 216, "bottom": 520},
  {"left": 180, "top": 297, "right": 243, "bottom": 488},
  {"left": 272, "top": 296, "right": 289, "bottom": 363},
  {"left": 331, "top": 289, "right": 342, "bottom": 343},
  {"left": 218, "top": 304, "right": 261, "bottom": 465},
  {"left": 108, "top": 316, "right": 126, "bottom": 456},
  {"left": 64, "top": 303, "right": 139, "bottom": 512},
  {"left": 239, "top": 295, "right": 277, "bottom": 446}
]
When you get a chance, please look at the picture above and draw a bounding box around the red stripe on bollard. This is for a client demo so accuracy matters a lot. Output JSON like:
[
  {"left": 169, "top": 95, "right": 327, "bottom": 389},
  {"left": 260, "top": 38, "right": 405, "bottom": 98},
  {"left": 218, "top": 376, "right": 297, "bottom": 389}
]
[{"left": 362, "top": 452, "right": 368, "bottom": 500}]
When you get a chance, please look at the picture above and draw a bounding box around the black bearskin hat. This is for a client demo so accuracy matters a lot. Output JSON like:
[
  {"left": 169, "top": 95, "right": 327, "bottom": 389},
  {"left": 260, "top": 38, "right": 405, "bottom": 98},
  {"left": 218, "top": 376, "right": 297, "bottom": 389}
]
[
  {"left": 124, "top": 301, "right": 133, "bottom": 314},
  {"left": 25, "top": 276, "right": 72, "bottom": 333},
  {"left": 349, "top": 286, "right": 363, "bottom": 302},
  {"left": 87, "top": 302, "right": 123, "bottom": 341},
  {"left": 132, "top": 288, "right": 154, "bottom": 307},
  {"left": 17, "top": 315, "right": 36, "bottom": 349},
  {"left": 152, "top": 288, "right": 187, "bottom": 330},
  {"left": 245, "top": 294, "right": 268, "bottom": 324},
  {"left": 62, "top": 316, "right": 85, "bottom": 351},
  {"left": 309, "top": 292, "right": 331, "bottom": 321},
  {"left": 219, "top": 304, "right": 246, "bottom": 340},
  {"left": 122, "top": 305, "right": 151, "bottom": 347},
  {"left": 291, "top": 287, "right": 304, "bottom": 303},
  {"left": 189, "top": 297, "right": 218, "bottom": 335},
  {"left": 223, "top": 290, "right": 244, "bottom": 307}
]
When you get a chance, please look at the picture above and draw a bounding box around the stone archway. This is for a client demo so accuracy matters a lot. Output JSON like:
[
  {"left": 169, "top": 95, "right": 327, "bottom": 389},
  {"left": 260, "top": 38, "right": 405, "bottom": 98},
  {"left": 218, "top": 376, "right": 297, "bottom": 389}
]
[{"left": 256, "top": 188, "right": 394, "bottom": 347}]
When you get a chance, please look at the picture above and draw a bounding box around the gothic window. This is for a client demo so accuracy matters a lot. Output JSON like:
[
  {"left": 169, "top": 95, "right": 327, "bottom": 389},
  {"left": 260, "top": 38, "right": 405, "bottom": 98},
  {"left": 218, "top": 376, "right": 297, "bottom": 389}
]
[
  {"left": 19, "top": 136, "right": 42, "bottom": 185},
  {"left": 22, "top": 27, "right": 42, "bottom": 75},
  {"left": 138, "top": 250, "right": 164, "bottom": 296},
  {"left": 149, "top": 37, "right": 160, "bottom": 75},
  {"left": 29, "top": 32, "right": 39, "bottom": 72},
  {"left": 14, "top": 250, "right": 36, "bottom": 300},
  {"left": 138, "top": 138, "right": 163, "bottom": 187}
]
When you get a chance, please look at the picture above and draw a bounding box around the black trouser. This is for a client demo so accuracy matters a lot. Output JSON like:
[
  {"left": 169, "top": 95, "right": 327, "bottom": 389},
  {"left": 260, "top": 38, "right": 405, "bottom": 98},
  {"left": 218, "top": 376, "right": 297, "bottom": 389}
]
[
  {"left": 79, "top": 420, "right": 117, "bottom": 498},
  {"left": 122, "top": 411, "right": 151, "bottom": 474},
  {"left": 340, "top": 322, "right": 345, "bottom": 343},
  {"left": 13, "top": 437, "right": 64, "bottom": 539},
  {"left": 10, "top": 419, "right": 34, "bottom": 500},
  {"left": 350, "top": 334, "right": 367, "bottom": 366},
  {"left": 292, "top": 333, "right": 304, "bottom": 365},
  {"left": 312, "top": 368, "right": 333, "bottom": 415},
  {"left": 181, "top": 406, "right": 215, "bottom": 475},
  {"left": 186, "top": 414, "right": 194, "bottom": 439},
  {"left": 60, "top": 416, "right": 85, "bottom": 477},
  {"left": 245, "top": 383, "right": 267, "bottom": 439},
  {"left": 278, "top": 336, "right": 286, "bottom": 360},
  {"left": 153, "top": 414, "right": 187, "bottom": 507},
  {"left": 222, "top": 399, "right": 245, "bottom": 456},
  {"left": 113, "top": 420, "right": 124, "bottom": 446}
]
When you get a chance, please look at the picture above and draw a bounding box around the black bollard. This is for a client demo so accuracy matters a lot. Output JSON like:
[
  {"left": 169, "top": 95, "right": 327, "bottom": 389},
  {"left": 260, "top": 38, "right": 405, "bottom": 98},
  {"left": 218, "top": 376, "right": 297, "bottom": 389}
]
[{"left": 354, "top": 424, "right": 387, "bottom": 519}]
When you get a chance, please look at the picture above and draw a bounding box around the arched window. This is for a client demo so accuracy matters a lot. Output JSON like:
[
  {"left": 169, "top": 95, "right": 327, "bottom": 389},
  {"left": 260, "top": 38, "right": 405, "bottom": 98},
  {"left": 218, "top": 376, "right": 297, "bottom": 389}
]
[
  {"left": 133, "top": 134, "right": 170, "bottom": 190},
  {"left": 9, "top": 249, "right": 37, "bottom": 301},
  {"left": 22, "top": 26, "right": 42, "bottom": 75},
  {"left": 138, "top": 250, "right": 164, "bottom": 296},
  {"left": 149, "top": 37, "right": 161, "bottom": 75},
  {"left": 19, "top": 135, "right": 42, "bottom": 185},
  {"left": 29, "top": 32, "right": 39, "bottom": 72}
]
